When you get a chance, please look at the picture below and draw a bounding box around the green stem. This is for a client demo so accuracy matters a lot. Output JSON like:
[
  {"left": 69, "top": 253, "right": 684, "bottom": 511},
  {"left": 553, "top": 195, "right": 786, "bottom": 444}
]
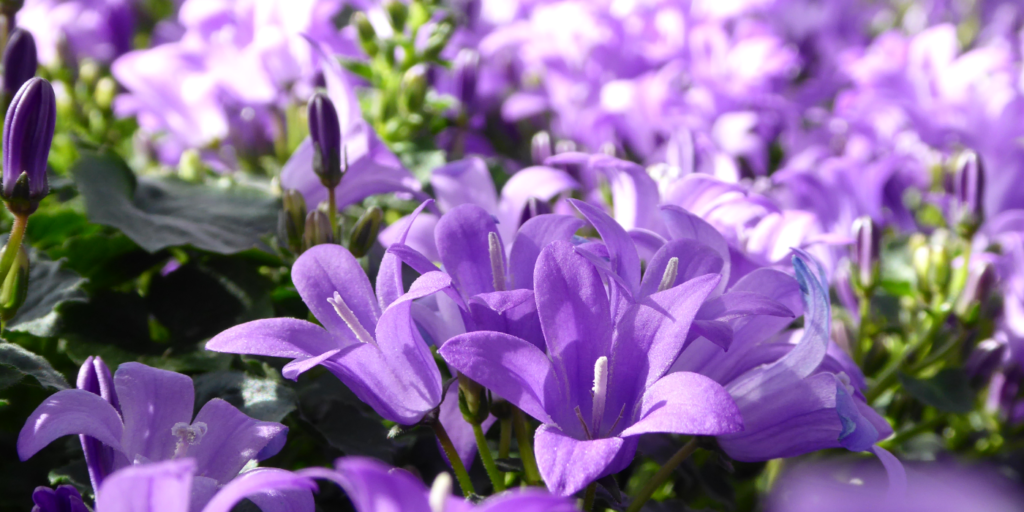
[
  {"left": 499, "top": 416, "right": 512, "bottom": 460},
  {"left": 512, "top": 408, "right": 542, "bottom": 486},
  {"left": 582, "top": 482, "right": 597, "bottom": 511},
  {"left": 625, "top": 438, "right": 699, "bottom": 512},
  {"left": 0, "top": 214, "right": 28, "bottom": 287},
  {"left": 855, "top": 289, "right": 872, "bottom": 365},
  {"left": 431, "top": 420, "right": 475, "bottom": 497},
  {"left": 327, "top": 186, "right": 338, "bottom": 238},
  {"left": 473, "top": 422, "right": 506, "bottom": 492}
]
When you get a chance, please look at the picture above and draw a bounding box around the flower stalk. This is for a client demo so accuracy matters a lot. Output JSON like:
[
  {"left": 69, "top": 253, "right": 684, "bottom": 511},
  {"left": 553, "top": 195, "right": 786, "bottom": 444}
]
[{"left": 625, "top": 438, "right": 699, "bottom": 512}]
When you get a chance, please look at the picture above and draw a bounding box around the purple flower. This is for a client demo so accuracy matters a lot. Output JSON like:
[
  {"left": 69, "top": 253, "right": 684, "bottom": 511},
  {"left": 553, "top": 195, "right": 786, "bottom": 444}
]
[
  {"left": 307, "top": 92, "right": 344, "bottom": 189},
  {"left": 17, "top": 0, "right": 134, "bottom": 66},
  {"left": 94, "top": 458, "right": 315, "bottom": 512},
  {"left": 206, "top": 238, "right": 449, "bottom": 426},
  {"left": 18, "top": 361, "right": 296, "bottom": 510},
  {"left": 3, "top": 28, "right": 38, "bottom": 99},
  {"left": 2, "top": 76, "right": 55, "bottom": 214},
  {"left": 300, "top": 456, "right": 579, "bottom": 512},
  {"left": 439, "top": 234, "right": 743, "bottom": 496},
  {"left": 31, "top": 485, "right": 87, "bottom": 512}
]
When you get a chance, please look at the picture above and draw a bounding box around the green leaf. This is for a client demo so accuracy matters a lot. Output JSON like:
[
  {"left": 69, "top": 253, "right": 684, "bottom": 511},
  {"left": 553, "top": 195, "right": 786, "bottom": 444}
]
[
  {"left": 398, "top": 149, "right": 446, "bottom": 184},
  {"left": 7, "top": 253, "right": 88, "bottom": 337},
  {"left": 193, "top": 371, "right": 297, "bottom": 422},
  {"left": 298, "top": 373, "right": 396, "bottom": 461},
  {"left": 0, "top": 341, "right": 69, "bottom": 390},
  {"left": 898, "top": 368, "right": 974, "bottom": 413},
  {"left": 72, "top": 152, "right": 280, "bottom": 254}
]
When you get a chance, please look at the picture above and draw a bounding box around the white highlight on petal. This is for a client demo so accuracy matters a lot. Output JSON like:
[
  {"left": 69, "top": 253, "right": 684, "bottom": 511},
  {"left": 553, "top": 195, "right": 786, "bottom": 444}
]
[{"left": 327, "top": 291, "right": 377, "bottom": 345}]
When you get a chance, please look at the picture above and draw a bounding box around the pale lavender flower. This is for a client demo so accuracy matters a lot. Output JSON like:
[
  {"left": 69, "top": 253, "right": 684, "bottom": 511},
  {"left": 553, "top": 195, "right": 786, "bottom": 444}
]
[{"left": 17, "top": 0, "right": 134, "bottom": 66}]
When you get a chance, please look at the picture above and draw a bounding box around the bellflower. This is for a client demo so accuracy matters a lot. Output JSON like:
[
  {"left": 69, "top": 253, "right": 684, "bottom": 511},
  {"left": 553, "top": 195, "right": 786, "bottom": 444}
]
[
  {"left": 31, "top": 485, "right": 87, "bottom": 512},
  {"left": 2, "top": 28, "right": 39, "bottom": 100},
  {"left": 18, "top": 361, "right": 301, "bottom": 511},
  {"left": 440, "top": 236, "right": 743, "bottom": 496},
  {"left": 2, "top": 77, "right": 55, "bottom": 215},
  {"left": 94, "top": 458, "right": 315, "bottom": 512},
  {"left": 300, "top": 456, "right": 577, "bottom": 512},
  {"left": 17, "top": 0, "right": 133, "bottom": 66}
]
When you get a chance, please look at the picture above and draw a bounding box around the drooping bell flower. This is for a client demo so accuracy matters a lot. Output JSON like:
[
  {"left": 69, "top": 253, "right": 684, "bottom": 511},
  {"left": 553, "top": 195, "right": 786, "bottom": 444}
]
[
  {"left": 308, "top": 92, "right": 344, "bottom": 190},
  {"left": 31, "top": 485, "right": 87, "bottom": 512},
  {"left": 18, "top": 362, "right": 301, "bottom": 511},
  {"left": 2, "top": 76, "right": 54, "bottom": 215},
  {"left": 440, "top": 240, "right": 743, "bottom": 496},
  {"left": 94, "top": 458, "right": 316, "bottom": 512},
  {"left": 2, "top": 28, "right": 38, "bottom": 101},
  {"left": 299, "top": 456, "right": 577, "bottom": 512}
]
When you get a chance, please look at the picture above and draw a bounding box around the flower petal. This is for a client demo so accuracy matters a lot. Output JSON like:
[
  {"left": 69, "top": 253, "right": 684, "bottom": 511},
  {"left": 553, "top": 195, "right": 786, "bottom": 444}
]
[
  {"left": 377, "top": 199, "right": 436, "bottom": 310},
  {"left": 432, "top": 157, "right": 499, "bottom": 213},
  {"left": 535, "top": 240, "right": 613, "bottom": 422},
  {"left": 96, "top": 458, "right": 194, "bottom": 512},
  {"left": 507, "top": 214, "right": 585, "bottom": 291},
  {"left": 205, "top": 318, "right": 339, "bottom": 379},
  {"left": 620, "top": 372, "right": 742, "bottom": 437},
  {"left": 440, "top": 331, "right": 559, "bottom": 425},
  {"left": 190, "top": 398, "right": 288, "bottom": 484},
  {"left": 569, "top": 199, "right": 641, "bottom": 297},
  {"left": 314, "top": 457, "right": 431, "bottom": 512},
  {"left": 115, "top": 362, "right": 194, "bottom": 463},
  {"left": 203, "top": 468, "right": 317, "bottom": 512},
  {"left": 477, "top": 489, "right": 578, "bottom": 512},
  {"left": 638, "top": 238, "right": 724, "bottom": 299},
  {"left": 18, "top": 389, "right": 125, "bottom": 461},
  {"left": 468, "top": 290, "right": 546, "bottom": 350},
  {"left": 534, "top": 424, "right": 626, "bottom": 497},
  {"left": 292, "top": 244, "right": 380, "bottom": 343},
  {"left": 660, "top": 205, "right": 732, "bottom": 294},
  {"left": 435, "top": 203, "right": 502, "bottom": 298}
]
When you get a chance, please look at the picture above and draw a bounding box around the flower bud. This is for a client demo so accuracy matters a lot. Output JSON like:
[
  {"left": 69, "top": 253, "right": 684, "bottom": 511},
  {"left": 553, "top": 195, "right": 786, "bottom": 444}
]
[
  {"left": 519, "top": 197, "right": 552, "bottom": 226},
  {"left": 384, "top": 0, "right": 408, "bottom": 32},
  {"left": 422, "top": 19, "right": 453, "bottom": 61},
  {"left": 348, "top": 206, "right": 382, "bottom": 258},
  {"left": 303, "top": 209, "right": 334, "bottom": 251},
  {"left": 94, "top": 76, "right": 116, "bottom": 109},
  {"left": 31, "top": 486, "right": 85, "bottom": 512},
  {"left": 955, "top": 260, "right": 995, "bottom": 319},
  {"left": 453, "top": 48, "right": 479, "bottom": 107},
  {"left": 966, "top": 338, "right": 1005, "bottom": 387},
  {"left": 2, "top": 28, "right": 37, "bottom": 101},
  {"left": 401, "top": 63, "right": 428, "bottom": 113},
  {"left": 458, "top": 374, "right": 489, "bottom": 425},
  {"left": 2, "top": 77, "right": 54, "bottom": 215},
  {"left": 531, "top": 131, "right": 552, "bottom": 164},
  {"left": 351, "top": 12, "right": 379, "bottom": 56},
  {"left": 307, "top": 92, "right": 343, "bottom": 189},
  {"left": 953, "top": 150, "right": 985, "bottom": 232},
  {"left": 77, "top": 355, "right": 119, "bottom": 489},
  {"left": 852, "top": 216, "right": 880, "bottom": 289},
  {"left": 0, "top": 242, "right": 28, "bottom": 322},
  {"left": 177, "top": 148, "right": 205, "bottom": 183}
]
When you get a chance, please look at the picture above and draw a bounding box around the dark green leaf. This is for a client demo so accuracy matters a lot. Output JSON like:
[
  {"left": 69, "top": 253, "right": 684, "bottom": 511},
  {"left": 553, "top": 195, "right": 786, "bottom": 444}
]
[
  {"left": 898, "top": 368, "right": 974, "bottom": 413},
  {"left": 193, "top": 371, "right": 297, "bottom": 422},
  {"left": 0, "top": 341, "right": 69, "bottom": 390},
  {"left": 72, "top": 152, "right": 280, "bottom": 254},
  {"left": 298, "top": 373, "right": 395, "bottom": 461}
]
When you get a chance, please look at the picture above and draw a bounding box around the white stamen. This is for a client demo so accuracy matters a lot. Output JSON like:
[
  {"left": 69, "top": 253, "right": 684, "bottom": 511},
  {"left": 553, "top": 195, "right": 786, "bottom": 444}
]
[
  {"left": 429, "top": 472, "right": 453, "bottom": 512},
  {"left": 171, "top": 421, "right": 207, "bottom": 458},
  {"left": 591, "top": 356, "right": 608, "bottom": 436},
  {"left": 327, "top": 291, "right": 376, "bottom": 345},
  {"left": 657, "top": 257, "right": 679, "bottom": 292},
  {"left": 488, "top": 231, "right": 506, "bottom": 292}
]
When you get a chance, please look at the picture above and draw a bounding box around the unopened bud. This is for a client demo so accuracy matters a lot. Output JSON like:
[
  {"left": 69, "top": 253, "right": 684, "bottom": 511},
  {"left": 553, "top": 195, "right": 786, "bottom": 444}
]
[
  {"left": 422, "top": 19, "right": 453, "bottom": 61},
  {"left": 0, "top": 242, "right": 28, "bottom": 322},
  {"left": 401, "top": 64, "right": 428, "bottom": 113},
  {"left": 348, "top": 206, "right": 382, "bottom": 258},
  {"left": 458, "top": 374, "right": 489, "bottom": 425},
  {"left": 384, "top": 0, "right": 408, "bottom": 32},
  {"left": 78, "top": 59, "right": 99, "bottom": 87},
  {"left": 308, "top": 92, "right": 343, "bottom": 189},
  {"left": 2, "top": 77, "right": 54, "bottom": 215},
  {"left": 519, "top": 197, "right": 552, "bottom": 226},
  {"left": 913, "top": 245, "right": 932, "bottom": 293},
  {"left": 955, "top": 261, "right": 995, "bottom": 319},
  {"left": 966, "top": 338, "right": 1005, "bottom": 386},
  {"left": 94, "top": 77, "right": 116, "bottom": 109},
  {"left": 178, "top": 149, "right": 205, "bottom": 183},
  {"left": 303, "top": 210, "right": 334, "bottom": 250},
  {"left": 953, "top": 150, "right": 985, "bottom": 233},
  {"left": 351, "top": 12, "right": 379, "bottom": 56},
  {"left": 852, "top": 216, "right": 880, "bottom": 289},
  {"left": 531, "top": 131, "right": 552, "bottom": 165},
  {"left": 453, "top": 49, "right": 479, "bottom": 107},
  {"left": 2, "top": 28, "right": 37, "bottom": 102}
]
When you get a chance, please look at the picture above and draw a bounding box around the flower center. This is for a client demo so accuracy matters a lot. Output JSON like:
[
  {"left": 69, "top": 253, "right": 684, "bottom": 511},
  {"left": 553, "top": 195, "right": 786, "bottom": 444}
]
[
  {"left": 429, "top": 471, "right": 453, "bottom": 512},
  {"left": 591, "top": 356, "right": 608, "bottom": 436},
  {"left": 327, "top": 291, "right": 377, "bottom": 345},
  {"left": 657, "top": 257, "right": 679, "bottom": 292},
  {"left": 171, "top": 421, "right": 207, "bottom": 458}
]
